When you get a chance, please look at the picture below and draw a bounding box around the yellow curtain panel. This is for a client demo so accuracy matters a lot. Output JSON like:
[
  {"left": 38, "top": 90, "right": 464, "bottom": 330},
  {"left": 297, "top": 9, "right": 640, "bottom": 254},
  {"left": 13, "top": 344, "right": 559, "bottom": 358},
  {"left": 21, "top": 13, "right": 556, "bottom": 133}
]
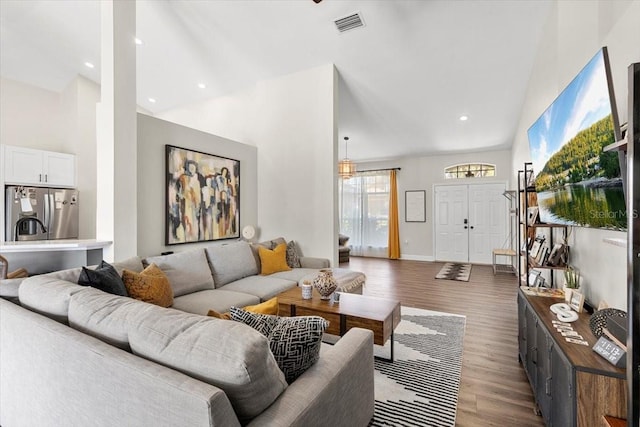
[{"left": 388, "top": 169, "right": 400, "bottom": 259}]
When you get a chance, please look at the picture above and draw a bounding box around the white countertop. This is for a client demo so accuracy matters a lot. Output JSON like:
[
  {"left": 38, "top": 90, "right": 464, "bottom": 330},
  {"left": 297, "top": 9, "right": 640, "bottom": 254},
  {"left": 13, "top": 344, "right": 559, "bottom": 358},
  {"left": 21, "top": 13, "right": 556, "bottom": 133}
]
[{"left": 0, "top": 239, "right": 112, "bottom": 253}]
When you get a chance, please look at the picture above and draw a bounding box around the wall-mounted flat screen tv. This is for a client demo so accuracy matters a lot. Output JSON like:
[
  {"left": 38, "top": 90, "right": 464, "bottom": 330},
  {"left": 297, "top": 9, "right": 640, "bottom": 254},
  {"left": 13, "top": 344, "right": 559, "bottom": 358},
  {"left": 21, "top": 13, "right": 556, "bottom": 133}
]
[{"left": 528, "top": 47, "right": 625, "bottom": 231}]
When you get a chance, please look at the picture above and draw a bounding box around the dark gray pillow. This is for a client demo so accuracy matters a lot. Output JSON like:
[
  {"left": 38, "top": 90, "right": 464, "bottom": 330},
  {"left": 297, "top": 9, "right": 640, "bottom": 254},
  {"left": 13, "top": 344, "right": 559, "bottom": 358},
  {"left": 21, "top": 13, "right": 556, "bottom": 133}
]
[
  {"left": 229, "top": 308, "right": 328, "bottom": 383},
  {"left": 78, "top": 260, "right": 128, "bottom": 296},
  {"left": 338, "top": 234, "right": 350, "bottom": 246}
]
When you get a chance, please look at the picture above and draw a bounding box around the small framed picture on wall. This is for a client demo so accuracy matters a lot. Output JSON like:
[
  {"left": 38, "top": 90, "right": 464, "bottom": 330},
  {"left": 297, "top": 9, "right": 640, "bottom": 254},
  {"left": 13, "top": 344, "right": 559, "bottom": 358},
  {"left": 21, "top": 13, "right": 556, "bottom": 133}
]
[{"left": 405, "top": 190, "right": 426, "bottom": 222}]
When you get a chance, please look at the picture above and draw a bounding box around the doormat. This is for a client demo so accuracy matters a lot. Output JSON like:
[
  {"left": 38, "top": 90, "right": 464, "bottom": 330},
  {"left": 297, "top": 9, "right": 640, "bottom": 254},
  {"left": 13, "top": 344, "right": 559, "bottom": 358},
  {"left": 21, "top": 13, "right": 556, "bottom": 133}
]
[
  {"left": 435, "top": 263, "right": 472, "bottom": 282},
  {"left": 371, "top": 306, "right": 466, "bottom": 427}
]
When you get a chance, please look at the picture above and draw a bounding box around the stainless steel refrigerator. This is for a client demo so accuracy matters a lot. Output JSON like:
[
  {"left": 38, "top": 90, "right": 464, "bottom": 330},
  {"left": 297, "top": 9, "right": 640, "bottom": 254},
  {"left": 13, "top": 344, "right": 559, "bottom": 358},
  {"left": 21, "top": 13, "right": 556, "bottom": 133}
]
[{"left": 5, "top": 186, "right": 79, "bottom": 241}]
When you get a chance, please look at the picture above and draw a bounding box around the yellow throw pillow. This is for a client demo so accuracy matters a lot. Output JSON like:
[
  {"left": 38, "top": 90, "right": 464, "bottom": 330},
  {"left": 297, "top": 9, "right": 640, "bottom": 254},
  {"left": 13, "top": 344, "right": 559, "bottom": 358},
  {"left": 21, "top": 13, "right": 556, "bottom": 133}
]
[
  {"left": 207, "top": 297, "right": 279, "bottom": 319},
  {"left": 122, "top": 263, "right": 173, "bottom": 307},
  {"left": 244, "top": 297, "right": 279, "bottom": 316},
  {"left": 258, "top": 243, "right": 291, "bottom": 275},
  {"left": 207, "top": 309, "right": 231, "bottom": 320}
]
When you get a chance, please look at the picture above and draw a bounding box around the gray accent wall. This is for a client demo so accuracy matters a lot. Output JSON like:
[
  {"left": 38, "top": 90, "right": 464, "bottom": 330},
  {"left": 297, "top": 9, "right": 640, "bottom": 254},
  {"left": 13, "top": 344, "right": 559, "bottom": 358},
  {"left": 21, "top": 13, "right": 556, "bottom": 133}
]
[{"left": 136, "top": 113, "right": 258, "bottom": 258}]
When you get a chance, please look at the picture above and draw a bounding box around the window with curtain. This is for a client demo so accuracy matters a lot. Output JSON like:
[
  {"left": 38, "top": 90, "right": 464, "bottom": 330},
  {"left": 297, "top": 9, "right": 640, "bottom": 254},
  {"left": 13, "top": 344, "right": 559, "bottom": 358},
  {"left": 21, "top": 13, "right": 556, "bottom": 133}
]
[{"left": 339, "top": 171, "right": 390, "bottom": 257}]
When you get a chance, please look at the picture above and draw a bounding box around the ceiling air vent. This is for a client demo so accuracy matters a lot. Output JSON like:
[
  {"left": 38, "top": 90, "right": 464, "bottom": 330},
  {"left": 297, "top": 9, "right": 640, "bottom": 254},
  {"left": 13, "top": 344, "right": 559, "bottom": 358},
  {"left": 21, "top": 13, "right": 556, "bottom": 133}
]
[{"left": 334, "top": 12, "right": 365, "bottom": 33}]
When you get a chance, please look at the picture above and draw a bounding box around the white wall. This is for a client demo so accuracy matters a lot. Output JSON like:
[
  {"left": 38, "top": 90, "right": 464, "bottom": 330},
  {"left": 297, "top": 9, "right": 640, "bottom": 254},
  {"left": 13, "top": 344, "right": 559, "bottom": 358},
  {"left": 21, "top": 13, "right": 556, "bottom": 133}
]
[
  {"left": 511, "top": 0, "right": 640, "bottom": 310},
  {"left": 0, "top": 78, "right": 66, "bottom": 152},
  {"left": 60, "top": 76, "right": 101, "bottom": 240},
  {"left": 157, "top": 64, "right": 338, "bottom": 263},
  {"left": 136, "top": 114, "right": 258, "bottom": 258},
  {"left": 355, "top": 149, "right": 512, "bottom": 261}
]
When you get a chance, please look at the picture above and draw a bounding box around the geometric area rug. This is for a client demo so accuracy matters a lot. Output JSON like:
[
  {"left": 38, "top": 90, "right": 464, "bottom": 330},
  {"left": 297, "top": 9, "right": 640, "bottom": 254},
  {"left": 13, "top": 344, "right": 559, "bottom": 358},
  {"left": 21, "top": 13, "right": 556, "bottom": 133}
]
[
  {"left": 435, "top": 262, "right": 472, "bottom": 282},
  {"left": 370, "top": 307, "right": 466, "bottom": 427}
]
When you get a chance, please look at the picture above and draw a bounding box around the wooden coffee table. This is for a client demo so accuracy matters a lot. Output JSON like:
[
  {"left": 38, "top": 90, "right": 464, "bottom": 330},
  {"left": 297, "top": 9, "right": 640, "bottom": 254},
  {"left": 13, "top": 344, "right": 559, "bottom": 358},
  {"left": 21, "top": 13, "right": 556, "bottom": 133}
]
[{"left": 277, "top": 287, "right": 401, "bottom": 361}]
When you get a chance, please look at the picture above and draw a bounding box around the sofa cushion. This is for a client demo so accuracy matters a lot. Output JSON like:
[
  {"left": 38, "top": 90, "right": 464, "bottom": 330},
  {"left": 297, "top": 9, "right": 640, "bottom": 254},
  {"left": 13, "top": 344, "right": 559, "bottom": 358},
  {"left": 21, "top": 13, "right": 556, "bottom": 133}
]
[
  {"left": 128, "top": 309, "right": 287, "bottom": 422},
  {"left": 78, "top": 261, "right": 128, "bottom": 296},
  {"left": 17, "top": 257, "right": 146, "bottom": 324},
  {"left": 172, "top": 289, "right": 260, "bottom": 315},
  {"left": 270, "top": 268, "right": 323, "bottom": 283},
  {"left": 221, "top": 275, "right": 297, "bottom": 301},
  {"left": 122, "top": 264, "right": 173, "bottom": 307},
  {"left": 68, "top": 287, "right": 159, "bottom": 351},
  {"left": 110, "top": 256, "right": 145, "bottom": 275},
  {"left": 205, "top": 241, "right": 258, "bottom": 287},
  {"left": 19, "top": 276, "right": 86, "bottom": 324},
  {"left": 259, "top": 243, "right": 291, "bottom": 275},
  {"left": 144, "top": 249, "right": 214, "bottom": 297},
  {"left": 229, "top": 308, "right": 328, "bottom": 383}
]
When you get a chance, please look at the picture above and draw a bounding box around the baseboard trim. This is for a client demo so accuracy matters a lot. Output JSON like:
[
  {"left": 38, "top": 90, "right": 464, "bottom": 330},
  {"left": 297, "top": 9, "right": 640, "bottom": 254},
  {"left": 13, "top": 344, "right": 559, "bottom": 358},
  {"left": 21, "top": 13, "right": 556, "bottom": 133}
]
[{"left": 400, "top": 255, "right": 433, "bottom": 262}]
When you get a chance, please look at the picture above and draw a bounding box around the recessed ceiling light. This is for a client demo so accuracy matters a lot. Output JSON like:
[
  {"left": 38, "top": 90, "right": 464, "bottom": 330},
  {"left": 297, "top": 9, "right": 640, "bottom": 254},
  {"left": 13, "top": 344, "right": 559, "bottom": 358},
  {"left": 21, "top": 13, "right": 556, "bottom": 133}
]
[
  {"left": 148, "top": 98, "right": 156, "bottom": 103},
  {"left": 134, "top": 37, "right": 143, "bottom": 45},
  {"left": 198, "top": 83, "right": 206, "bottom": 89},
  {"left": 459, "top": 115, "right": 469, "bottom": 121},
  {"left": 84, "top": 62, "right": 95, "bottom": 69}
]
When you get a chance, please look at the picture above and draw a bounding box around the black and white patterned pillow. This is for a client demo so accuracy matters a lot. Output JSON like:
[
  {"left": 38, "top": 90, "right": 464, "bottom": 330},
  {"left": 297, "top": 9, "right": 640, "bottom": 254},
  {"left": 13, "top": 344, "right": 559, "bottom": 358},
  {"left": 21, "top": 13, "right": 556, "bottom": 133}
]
[
  {"left": 229, "top": 308, "right": 328, "bottom": 383},
  {"left": 286, "top": 240, "right": 302, "bottom": 268}
]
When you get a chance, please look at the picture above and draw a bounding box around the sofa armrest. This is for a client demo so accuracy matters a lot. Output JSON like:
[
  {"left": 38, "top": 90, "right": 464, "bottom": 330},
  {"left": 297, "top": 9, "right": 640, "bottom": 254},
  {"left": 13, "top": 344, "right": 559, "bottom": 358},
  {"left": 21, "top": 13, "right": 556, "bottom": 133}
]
[
  {"left": 299, "top": 257, "right": 330, "bottom": 269},
  {"left": 0, "top": 277, "right": 25, "bottom": 299},
  {"left": 248, "top": 328, "right": 374, "bottom": 427}
]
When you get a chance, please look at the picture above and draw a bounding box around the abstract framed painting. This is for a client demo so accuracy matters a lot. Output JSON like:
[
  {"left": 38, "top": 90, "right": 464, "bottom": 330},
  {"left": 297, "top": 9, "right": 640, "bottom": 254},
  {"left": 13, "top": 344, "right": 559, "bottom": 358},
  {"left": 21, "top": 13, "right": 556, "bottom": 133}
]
[{"left": 166, "top": 144, "right": 240, "bottom": 245}]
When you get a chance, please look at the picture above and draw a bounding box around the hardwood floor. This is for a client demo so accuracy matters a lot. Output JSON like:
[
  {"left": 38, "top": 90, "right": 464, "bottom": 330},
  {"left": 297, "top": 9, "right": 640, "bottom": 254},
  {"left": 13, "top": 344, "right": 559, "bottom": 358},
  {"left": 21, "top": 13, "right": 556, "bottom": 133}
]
[{"left": 344, "top": 257, "right": 545, "bottom": 427}]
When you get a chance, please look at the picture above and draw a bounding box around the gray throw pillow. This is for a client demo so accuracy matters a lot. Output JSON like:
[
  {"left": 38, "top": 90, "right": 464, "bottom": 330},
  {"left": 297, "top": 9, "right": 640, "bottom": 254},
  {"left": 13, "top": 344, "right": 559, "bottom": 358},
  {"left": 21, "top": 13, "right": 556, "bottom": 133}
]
[
  {"left": 286, "top": 240, "right": 302, "bottom": 268},
  {"left": 229, "top": 308, "right": 328, "bottom": 383},
  {"left": 78, "top": 260, "right": 128, "bottom": 296}
]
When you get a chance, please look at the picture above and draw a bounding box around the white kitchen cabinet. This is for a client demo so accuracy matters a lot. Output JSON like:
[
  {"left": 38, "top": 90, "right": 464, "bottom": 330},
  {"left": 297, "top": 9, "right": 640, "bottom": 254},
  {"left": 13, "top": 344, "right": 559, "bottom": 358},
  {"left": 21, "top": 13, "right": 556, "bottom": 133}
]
[{"left": 2, "top": 145, "right": 76, "bottom": 188}]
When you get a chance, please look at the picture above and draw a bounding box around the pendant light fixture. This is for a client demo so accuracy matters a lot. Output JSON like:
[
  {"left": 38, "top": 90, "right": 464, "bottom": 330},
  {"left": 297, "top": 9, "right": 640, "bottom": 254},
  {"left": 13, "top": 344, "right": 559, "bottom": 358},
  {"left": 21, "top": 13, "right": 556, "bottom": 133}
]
[{"left": 338, "top": 136, "right": 356, "bottom": 179}]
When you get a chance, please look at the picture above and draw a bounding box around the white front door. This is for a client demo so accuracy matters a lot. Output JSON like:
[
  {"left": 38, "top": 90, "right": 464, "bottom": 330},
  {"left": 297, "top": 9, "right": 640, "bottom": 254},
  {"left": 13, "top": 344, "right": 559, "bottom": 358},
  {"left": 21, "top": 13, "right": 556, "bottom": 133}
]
[
  {"left": 468, "top": 183, "right": 507, "bottom": 264},
  {"left": 435, "top": 183, "right": 507, "bottom": 264},
  {"left": 434, "top": 185, "right": 469, "bottom": 263}
]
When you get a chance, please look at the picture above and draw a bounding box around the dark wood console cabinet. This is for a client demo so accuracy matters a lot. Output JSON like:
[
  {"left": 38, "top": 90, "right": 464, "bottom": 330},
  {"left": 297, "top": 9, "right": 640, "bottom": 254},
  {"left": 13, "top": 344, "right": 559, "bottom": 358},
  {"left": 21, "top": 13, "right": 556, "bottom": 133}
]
[{"left": 518, "top": 289, "right": 627, "bottom": 426}]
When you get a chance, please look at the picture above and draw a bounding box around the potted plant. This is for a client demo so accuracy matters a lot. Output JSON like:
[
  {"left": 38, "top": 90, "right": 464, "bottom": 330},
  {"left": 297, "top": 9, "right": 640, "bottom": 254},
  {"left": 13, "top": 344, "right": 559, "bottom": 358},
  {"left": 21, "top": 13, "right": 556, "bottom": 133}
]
[{"left": 563, "top": 267, "right": 580, "bottom": 303}]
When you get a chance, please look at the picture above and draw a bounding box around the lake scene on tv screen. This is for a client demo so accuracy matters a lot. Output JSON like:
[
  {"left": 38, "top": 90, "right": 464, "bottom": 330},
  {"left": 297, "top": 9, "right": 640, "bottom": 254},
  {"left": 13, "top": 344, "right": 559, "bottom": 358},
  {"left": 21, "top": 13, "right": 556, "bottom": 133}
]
[{"left": 528, "top": 49, "right": 625, "bottom": 231}]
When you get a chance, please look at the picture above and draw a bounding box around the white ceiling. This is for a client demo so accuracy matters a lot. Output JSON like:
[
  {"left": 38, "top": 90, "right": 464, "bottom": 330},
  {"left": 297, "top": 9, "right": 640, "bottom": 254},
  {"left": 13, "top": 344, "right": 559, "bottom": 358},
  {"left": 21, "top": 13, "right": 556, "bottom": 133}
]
[{"left": 0, "top": 0, "right": 552, "bottom": 161}]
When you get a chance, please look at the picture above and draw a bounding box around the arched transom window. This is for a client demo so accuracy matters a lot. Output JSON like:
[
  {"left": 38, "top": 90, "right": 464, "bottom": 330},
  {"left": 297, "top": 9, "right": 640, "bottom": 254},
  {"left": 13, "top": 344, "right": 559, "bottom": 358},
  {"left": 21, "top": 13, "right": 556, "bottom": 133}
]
[{"left": 444, "top": 163, "right": 496, "bottom": 179}]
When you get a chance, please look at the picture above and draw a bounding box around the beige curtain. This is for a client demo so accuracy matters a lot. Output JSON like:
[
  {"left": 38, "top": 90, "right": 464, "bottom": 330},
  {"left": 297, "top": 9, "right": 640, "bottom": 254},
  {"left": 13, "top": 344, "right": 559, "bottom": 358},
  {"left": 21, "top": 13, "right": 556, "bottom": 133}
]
[{"left": 388, "top": 169, "right": 400, "bottom": 259}]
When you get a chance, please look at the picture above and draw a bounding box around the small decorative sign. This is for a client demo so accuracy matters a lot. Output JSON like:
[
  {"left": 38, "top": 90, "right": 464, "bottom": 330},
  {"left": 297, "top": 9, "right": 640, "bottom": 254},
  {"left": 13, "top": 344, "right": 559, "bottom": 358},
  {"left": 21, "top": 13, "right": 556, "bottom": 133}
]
[{"left": 592, "top": 336, "right": 626, "bottom": 368}]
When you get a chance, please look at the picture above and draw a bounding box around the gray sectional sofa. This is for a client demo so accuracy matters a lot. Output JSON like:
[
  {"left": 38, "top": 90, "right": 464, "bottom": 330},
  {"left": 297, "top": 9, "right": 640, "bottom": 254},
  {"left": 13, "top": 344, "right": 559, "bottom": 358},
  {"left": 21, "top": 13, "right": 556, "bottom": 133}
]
[{"left": 0, "top": 239, "right": 375, "bottom": 426}]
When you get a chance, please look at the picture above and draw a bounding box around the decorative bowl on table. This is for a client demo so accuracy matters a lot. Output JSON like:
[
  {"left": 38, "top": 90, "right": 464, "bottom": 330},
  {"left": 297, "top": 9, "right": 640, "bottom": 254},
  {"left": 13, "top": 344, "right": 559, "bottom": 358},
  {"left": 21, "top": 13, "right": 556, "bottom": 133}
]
[{"left": 312, "top": 269, "right": 337, "bottom": 300}]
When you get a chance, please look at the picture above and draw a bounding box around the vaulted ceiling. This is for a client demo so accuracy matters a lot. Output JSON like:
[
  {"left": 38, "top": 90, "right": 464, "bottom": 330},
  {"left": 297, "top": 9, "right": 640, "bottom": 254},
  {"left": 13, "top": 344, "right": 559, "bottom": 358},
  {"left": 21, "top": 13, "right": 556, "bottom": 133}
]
[{"left": 0, "top": 0, "right": 552, "bottom": 161}]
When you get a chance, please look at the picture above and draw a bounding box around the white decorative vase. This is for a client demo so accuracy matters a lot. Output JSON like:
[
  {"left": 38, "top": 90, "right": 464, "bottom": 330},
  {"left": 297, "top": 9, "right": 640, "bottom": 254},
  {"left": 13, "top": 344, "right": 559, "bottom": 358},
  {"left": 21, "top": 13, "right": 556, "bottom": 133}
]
[{"left": 312, "top": 269, "right": 338, "bottom": 300}]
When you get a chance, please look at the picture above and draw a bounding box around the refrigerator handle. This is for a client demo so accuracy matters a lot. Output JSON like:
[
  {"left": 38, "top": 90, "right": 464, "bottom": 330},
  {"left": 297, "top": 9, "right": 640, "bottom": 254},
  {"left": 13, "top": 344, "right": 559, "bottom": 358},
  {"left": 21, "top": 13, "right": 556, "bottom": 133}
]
[
  {"left": 44, "top": 193, "right": 49, "bottom": 229},
  {"left": 48, "top": 194, "right": 55, "bottom": 230}
]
